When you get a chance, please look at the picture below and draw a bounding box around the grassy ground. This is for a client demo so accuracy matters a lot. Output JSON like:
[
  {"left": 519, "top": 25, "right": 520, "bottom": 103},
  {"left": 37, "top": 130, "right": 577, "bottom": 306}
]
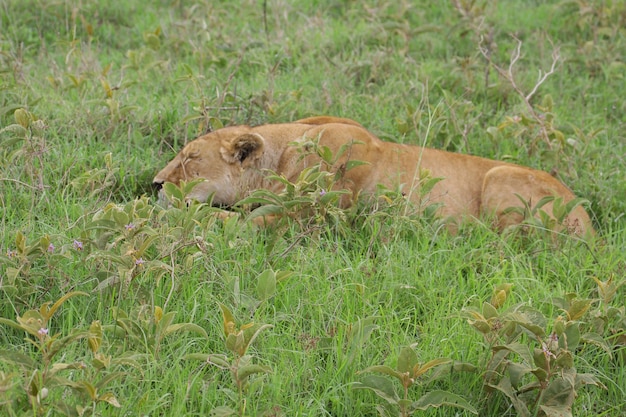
[{"left": 1, "top": 0, "right": 625, "bottom": 416}]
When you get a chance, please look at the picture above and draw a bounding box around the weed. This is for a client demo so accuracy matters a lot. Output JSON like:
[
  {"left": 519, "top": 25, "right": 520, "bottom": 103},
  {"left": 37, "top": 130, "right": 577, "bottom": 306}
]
[
  {"left": 355, "top": 345, "right": 478, "bottom": 416},
  {"left": 464, "top": 284, "right": 610, "bottom": 417}
]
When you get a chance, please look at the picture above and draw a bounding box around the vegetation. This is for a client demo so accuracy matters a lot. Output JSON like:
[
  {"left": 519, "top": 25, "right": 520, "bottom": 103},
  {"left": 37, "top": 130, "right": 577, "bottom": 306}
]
[{"left": 1, "top": 0, "right": 625, "bottom": 415}]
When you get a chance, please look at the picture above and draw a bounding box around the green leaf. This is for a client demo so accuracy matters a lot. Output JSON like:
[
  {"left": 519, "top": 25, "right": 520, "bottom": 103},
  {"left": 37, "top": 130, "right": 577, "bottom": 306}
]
[
  {"left": 345, "top": 159, "right": 370, "bottom": 171},
  {"left": 397, "top": 346, "right": 418, "bottom": 374},
  {"left": 184, "top": 353, "right": 231, "bottom": 368},
  {"left": 542, "top": 375, "right": 575, "bottom": 409},
  {"left": 40, "top": 291, "right": 89, "bottom": 321},
  {"left": 412, "top": 390, "right": 478, "bottom": 414},
  {"left": 360, "top": 365, "right": 403, "bottom": 381},
  {"left": 241, "top": 323, "right": 273, "bottom": 355},
  {"left": 49, "top": 362, "right": 85, "bottom": 375},
  {"left": 486, "top": 377, "right": 531, "bottom": 417},
  {"left": 209, "top": 405, "right": 237, "bottom": 417},
  {"left": 163, "top": 323, "right": 209, "bottom": 339},
  {"left": 510, "top": 315, "right": 546, "bottom": 340},
  {"left": 276, "top": 270, "right": 294, "bottom": 283},
  {"left": 88, "top": 320, "right": 103, "bottom": 353},
  {"left": 13, "top": 108, "right": 31, "bottom": 128},
  {"left": 482, "top": 302, "right": 499, "bottom": 319},
  {"left": 507, "top": 362, "right": 533, "bottom": 388},
  {"left": 345, "top": 316, "right": 379, "bottom": 363},
  {"left": 256, "top": 269, "right": 277, "bottom": 301},
  {"left": 247, "top": 204, "right": 284, "bottom": 221},
  {"left": 98, "top": 392, "right": 121, "bottom": 407},
  {"left": 0, "top": 349, "right": 35, "bottom": 369},
  {"left": 236, "top": 364, "right": 272, "bottom": 382},
  {"left": 77, "top": 380, "right": 97, "bottom": 400},
  {"left": 581, "top": 332, "right": 612, "bottom": 355},
  {"left": 426, "top": 361, "right": 477, "bottom": 382},
  {"left": 494, "top": 342, "right": 533, "bottom": 366},
  {"left": 563, "top": 322, "right": 580, "bottom": 350},
  {"left": 219, "top": 303, "right": 236, "bottom": 337},
  {"left": 485, "top": 348, "right": 509, "bottom": 386},
  {"left": 156, "top": 310, "right": 176, "bottom": 331},
  {"left": 556, "top": 350, "right": 574, "bottom": 369},
  {"left": 566, "top": 299, "right": 590, "bottom": 321},
  {"left": 413, "top": 358, "right": 451, "bottom": 379},
  {"left": 353, "top": 374, "right": 399, "bottom": 405},
  {"left": 539, "top": 404, "right": 572, "bottom": 417},
  {"left": 575, "top": 372, "right": 605, "bottom": 389},
  {"left": 226, "top": 331, "right": 245, "bottom": 354}
]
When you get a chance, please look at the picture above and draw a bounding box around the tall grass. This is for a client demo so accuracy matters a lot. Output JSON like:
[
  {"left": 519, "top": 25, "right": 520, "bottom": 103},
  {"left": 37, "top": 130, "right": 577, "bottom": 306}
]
[{"left": 1, "top": 1, "right": 625, "bottom": 416}]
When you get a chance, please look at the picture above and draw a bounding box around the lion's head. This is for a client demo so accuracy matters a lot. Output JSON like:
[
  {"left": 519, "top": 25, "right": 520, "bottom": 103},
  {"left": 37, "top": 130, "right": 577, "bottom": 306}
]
[{"left": 153, "top": 127, "right": 267, "bottom": 206}]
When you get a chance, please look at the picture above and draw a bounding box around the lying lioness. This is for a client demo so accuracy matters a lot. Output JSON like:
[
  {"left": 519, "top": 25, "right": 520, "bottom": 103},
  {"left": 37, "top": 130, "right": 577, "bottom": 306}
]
[{"left": 153, "top": 116, "right": 593, "bottom": 236}]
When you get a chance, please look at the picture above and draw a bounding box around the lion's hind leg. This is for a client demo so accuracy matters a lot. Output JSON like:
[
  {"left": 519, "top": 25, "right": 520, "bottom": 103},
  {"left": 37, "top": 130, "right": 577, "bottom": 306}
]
[{"left": 480, "top": 165, "right": 593, "bottom": 236}]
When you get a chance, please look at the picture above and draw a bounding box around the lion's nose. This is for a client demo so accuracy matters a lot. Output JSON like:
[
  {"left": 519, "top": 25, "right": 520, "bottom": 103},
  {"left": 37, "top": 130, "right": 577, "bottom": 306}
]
[{"left": 152, "top": 180, "right": 164, "bottom": 190}]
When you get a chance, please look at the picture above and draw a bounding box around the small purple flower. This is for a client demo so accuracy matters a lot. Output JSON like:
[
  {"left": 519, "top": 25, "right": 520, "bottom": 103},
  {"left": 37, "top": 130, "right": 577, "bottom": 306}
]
[
  {"left": 319, "top": 189, "right": 327, "bottom": 197},
  {"left": 38, "top": 327, "right": 49, "bottom": 337},
  {"left": 73, "top": 240, "right": 83, "bottom": 251},
  {"left": 549, "top": 332, "right": 558, "bottom": 343},
  {"left": 125, "top": 223, "right": 135, "bottom": 231},
  {"left": 542, "top": 342, "right": 556, "bottom": 359},
  {"left": 47, "top": 243, "right": 55, "bottom": 253},
  {"left": 135, "top": 257, "right": 145, "bottom": 266}
]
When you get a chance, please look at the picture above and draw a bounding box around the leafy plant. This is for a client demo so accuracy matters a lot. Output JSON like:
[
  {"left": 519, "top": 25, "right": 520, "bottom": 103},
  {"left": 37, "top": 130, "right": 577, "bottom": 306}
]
[
  {"left": 588, "top": 275, "right": 626, "bottom": 360},
  {"left": 502, "top": 194, "right": 591, "bottom": 238},
  {"left": 0, "top": 230, "right": 70, "bottom": 302},
  {"left": 185, "top": 303, "right": 273, "bottom": 417},
  {"left": 0, "top": 292, "right": 137, "bottom": 416},
  {"left": 105, "top": 304, "right": 208, "bottom": 359},
  {"left": 354, "top": 345, "right": 478, "bottom": 416},
  {"left": 237, "top": 138, "right": 362, "bottom": 229},
  {"left": 0, "top": 108, "right": 48, "bottom": 191},
  {"left": 464, "top": 284, "right": 606, "bottom": 417}
]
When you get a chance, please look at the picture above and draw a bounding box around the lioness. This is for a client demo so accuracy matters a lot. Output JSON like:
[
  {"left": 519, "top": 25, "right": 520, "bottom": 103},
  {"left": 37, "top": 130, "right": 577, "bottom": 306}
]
[{"left": 153, "top": 116, "right": 593, "bottom": 236}]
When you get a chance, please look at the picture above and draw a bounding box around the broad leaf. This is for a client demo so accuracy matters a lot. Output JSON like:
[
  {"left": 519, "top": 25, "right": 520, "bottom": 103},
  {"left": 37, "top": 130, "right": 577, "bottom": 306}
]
[
  {"left": 353, "top": 374, "right": 399, "bottom": 405},
  {"left": 539, "top": 404, "right": 572, "bottom": 417},
  {"left": 98, "top": 392, "right": 121, "bottom": 407},
  {"left": 256, "top": 269, "right": 277, "bottom": 301},
  {"left": 209, "top": 405, "right": 237, "bottom": 417},
  {"left": 486, "top": 377, "right": 531, "bottom": 417},
  {"left": 412, "top": 390, "right": 478, "bottom": 414},
  {"left": 241, "top": 323, "right": 273, "bottom": 355},
  {"left": 247, "top": 204, "right": 284, "bottom": 221},
  {"left": 397, "top": 346, "right": 418, "bottom": 374},
  {"left": 219, "top": 303, "right": 236, "bottom": 337},
  {"left": 40, "top": 291, "right": 89, "bottom": 321},
  {"left": 413, "top": 358, "right": 451, "bottom": 379},
  {"left": 426, "top": 361, "right": 477, "bottom": 383},
  {"left": 507, "top": 362, "right": 533, "bottom": 388},
  {"left": 493, "top": 342, "right": 533, "bottom": 366},
  {"left": 184, "top": 353, "right": 230, "bottom": 369},
  {"left": 163, "top": 323, "right": 209, "bottom": 339},
  {"left": 236, "top": 364, "right": 272, "bottom": 382},
  {"left": 0, "top": 349, "right": 35, "bottom": 369},
  {"left": 482, "top": 302, "right": 499, "bottom": 319}
]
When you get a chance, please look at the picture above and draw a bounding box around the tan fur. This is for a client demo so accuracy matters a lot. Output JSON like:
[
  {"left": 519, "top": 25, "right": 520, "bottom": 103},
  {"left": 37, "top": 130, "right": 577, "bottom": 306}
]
[{"left": 153, "top": 116, "right": 594, "bottom": 236}]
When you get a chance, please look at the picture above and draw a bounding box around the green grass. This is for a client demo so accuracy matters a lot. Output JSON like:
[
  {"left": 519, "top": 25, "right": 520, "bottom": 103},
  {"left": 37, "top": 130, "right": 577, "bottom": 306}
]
[{"left": 1, "top": 0, "right": 625, "bottom": 416}]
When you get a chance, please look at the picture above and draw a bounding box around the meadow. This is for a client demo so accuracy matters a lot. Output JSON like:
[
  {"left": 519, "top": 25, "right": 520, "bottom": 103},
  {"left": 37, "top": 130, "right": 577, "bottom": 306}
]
[{"left": 1, "top": 0, "right": 625, "bottom": 416}]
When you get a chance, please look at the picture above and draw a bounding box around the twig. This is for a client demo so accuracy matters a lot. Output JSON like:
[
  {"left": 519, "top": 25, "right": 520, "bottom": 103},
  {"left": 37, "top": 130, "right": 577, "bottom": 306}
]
[
  {"left": 526, "top": 42, "right": 560, "bottom": 102},
  {"left": 479, "top": 35, "right": 562, "bottom": 148}
]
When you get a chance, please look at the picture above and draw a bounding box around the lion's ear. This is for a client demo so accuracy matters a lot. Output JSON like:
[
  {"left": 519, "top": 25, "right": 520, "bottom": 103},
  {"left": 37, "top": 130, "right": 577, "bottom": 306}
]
[{"left": 221, "top": 133, "right": 264, "bottom": 165}]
